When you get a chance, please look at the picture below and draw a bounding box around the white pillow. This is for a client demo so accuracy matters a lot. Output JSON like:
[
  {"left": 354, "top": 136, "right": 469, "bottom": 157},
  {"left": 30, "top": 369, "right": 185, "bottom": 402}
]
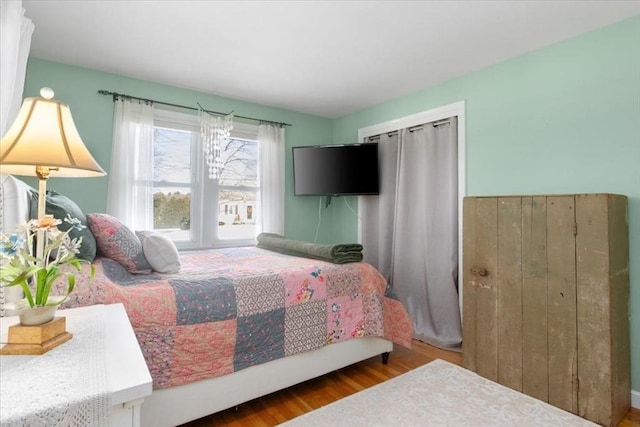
[{"left": 135, "top": 230, "right": 181, "bottom": 274}]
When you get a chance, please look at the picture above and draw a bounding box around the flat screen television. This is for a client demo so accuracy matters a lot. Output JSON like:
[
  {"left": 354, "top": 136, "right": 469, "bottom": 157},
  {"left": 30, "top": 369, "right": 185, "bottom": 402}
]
[{"left": 292, "top": 143, "right": 379, "bottom": 196}]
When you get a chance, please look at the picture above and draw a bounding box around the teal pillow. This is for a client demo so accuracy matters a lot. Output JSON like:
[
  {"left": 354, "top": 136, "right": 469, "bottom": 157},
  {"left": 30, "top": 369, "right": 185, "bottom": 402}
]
[{"left": 29, "top": 190, "right": 97, "bottom": 261}]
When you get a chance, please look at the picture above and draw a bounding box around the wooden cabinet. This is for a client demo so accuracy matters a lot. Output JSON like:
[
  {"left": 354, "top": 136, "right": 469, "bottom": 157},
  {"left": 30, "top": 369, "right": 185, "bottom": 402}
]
[{"left": 462, "top": 194, "right": 630, "bottom": 427}]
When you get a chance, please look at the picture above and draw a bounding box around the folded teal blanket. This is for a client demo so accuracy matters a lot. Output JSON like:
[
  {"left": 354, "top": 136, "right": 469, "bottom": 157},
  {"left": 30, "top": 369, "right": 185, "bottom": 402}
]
[{"left": 256, "top": 233, "right": 363, "bottom": 264}]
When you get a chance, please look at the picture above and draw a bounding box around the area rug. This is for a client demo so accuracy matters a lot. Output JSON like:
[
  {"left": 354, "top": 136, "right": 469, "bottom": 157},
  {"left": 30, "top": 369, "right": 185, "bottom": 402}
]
[{"left": 278, "top": 359, "right": 596, "bottom": 426}]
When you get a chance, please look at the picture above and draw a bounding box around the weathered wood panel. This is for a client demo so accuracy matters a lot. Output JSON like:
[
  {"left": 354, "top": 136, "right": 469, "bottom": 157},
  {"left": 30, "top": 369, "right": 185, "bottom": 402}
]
[
  {"left": 462, "top": 197, "right": 498, "bottom": 381},
  {"left": 576, "top": 194, "right": 630, "bottom": 427},
  {"left": 521, "top": 196, "right": 548, "bottom": 401},
  {"left": 576, "top": 194, "right": 611, "bottom": 424},
  {"left": 608, "top": 195, "right": 631, "bottom": 427},
  {"left": 496, "top": 197, "right": 523, "bottom": 391},
  {"left": 462, "top": 198, "right": 477, "bottom": 372},
  {"left": 545, "top": 196, "right": 577, "bottom": 413}
]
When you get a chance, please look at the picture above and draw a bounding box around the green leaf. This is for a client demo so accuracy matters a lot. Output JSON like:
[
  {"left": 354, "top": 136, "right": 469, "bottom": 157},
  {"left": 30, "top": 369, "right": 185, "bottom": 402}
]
[
  {"left": 35, "top": 269, "right": 46, "bottom": 305},
  {"left": 66, "top": 273, "right": 75, "bottom": 296},
  {"left": 40, "top": 267, "right": 61, "bottom": 306},
  {"left": 19, "top": 280, "right": 35, "bottom": 308}
]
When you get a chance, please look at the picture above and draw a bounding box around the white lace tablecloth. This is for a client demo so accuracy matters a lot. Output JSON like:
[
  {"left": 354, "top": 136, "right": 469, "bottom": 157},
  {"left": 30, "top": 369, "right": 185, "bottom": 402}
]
[{"left": 0, "top": 305, "right": 111, "bottom": 427}]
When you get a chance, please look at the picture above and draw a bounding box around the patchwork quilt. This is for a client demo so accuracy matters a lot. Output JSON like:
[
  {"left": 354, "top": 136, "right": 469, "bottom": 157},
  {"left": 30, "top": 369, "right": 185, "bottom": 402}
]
[{"left": 59, "top": 247, "right": 413, "bottom": 389}]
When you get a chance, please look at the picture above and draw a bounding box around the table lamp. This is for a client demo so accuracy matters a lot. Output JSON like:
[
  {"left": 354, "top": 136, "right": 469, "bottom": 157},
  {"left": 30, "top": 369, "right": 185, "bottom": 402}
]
[{"left": 0, "top": 87, "right": 106, "bottom": 257}]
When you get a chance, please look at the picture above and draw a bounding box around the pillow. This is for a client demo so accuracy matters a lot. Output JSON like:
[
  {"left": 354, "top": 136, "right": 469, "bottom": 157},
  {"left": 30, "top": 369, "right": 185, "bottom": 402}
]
[
  {"left": 86, "top": 213, "right": 152, "bottom": 274},
  {"left": 135, "top": 230, "right": 181, "bottom": 274},
  {"left": 29, "top": 190, "right": 97, "bottom": 262}
]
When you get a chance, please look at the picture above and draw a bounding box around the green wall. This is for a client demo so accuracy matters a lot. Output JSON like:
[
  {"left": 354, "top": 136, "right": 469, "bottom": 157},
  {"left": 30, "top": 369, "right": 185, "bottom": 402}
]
[
  {"left": 332, "top": 16, "right": 640, "bottom": 393},
  {"left": 23, "top": 15, "right": 639, "bottom": 392},
  {"left": 23, "top": 58, "right": 334, "bottom": 240}
]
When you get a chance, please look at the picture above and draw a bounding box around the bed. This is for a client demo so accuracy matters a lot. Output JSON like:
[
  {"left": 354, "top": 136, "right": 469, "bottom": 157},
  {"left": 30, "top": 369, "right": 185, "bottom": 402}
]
[{"left": 0, "top": 174, "right": 413, "bottom": 427}]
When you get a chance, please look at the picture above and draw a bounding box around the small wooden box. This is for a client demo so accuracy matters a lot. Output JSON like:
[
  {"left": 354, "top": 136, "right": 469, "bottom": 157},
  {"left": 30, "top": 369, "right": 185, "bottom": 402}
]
[{"left": 1, "top": 317, "right": 72, "bottom": 355}]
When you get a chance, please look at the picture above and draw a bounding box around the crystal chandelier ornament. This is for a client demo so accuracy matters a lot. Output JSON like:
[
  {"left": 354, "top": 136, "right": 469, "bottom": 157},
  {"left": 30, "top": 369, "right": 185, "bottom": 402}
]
[{"left": 199, "top": 109, "right": 233, "bottom": 179}]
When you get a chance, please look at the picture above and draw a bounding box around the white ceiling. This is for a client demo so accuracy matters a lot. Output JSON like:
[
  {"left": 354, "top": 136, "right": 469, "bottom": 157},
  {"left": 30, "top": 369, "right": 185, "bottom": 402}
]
[{"left": 22, "top": 1, "right": 640, "bottom": 119}]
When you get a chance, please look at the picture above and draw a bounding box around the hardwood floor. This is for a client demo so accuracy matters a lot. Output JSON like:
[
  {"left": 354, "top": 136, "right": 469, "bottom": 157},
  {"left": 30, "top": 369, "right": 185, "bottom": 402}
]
[{"left": 182, "top": 340, "right": 639, "bottom": 427}]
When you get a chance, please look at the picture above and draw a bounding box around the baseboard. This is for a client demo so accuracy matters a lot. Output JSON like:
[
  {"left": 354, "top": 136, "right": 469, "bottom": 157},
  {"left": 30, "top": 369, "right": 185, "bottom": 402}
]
[{"left": 632, "top": 389, "right": 640, "bottom": 409}]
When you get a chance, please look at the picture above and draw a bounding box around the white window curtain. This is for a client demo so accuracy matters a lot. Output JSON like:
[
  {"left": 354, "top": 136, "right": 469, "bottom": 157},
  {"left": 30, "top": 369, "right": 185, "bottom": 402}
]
[
  {"left": 257, "top": 123, "right": 285, "bottom": 235},
  {"left": 361, "top": 117, "right": 462, "bottom": 349},
  {"left": 106, "top": 99, "right": 155, "bottom": 231},
  {"left": 0, "top": 0, "right": 33, "bottom": 316},
  {"left": 0, "top": 0, "right": 34, "bottom": 136}
]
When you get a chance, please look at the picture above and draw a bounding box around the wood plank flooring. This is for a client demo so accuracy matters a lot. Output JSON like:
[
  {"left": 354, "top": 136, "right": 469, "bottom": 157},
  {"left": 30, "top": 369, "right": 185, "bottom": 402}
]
[{"left": 182, "top": 340, "right": 639, "bottom": 427}]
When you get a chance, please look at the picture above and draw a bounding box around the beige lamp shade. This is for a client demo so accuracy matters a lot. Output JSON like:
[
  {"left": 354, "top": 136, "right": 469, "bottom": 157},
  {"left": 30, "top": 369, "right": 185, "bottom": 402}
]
[{"left": 0, "top": 89, "right": 105, "bottom": 178}]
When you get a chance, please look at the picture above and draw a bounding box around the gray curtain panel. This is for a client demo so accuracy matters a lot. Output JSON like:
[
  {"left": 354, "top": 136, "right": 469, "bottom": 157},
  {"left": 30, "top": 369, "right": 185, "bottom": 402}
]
[{"left": 361, "top": 117, "right": 462, "bottom": 349}]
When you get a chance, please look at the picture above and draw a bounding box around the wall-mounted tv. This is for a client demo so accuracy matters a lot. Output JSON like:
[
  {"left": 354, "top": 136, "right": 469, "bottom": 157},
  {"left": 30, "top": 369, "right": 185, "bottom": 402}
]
[{"left": 292, "top": 143, "right": 379, "bottom": 196}]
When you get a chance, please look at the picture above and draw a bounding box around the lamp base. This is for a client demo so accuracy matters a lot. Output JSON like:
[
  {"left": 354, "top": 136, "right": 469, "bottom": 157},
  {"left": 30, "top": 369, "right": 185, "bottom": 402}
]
[
  {"left": 0, "top": 317, "right": 72, "bottom": 355},
  {"left": 35, "top": 172, "right": 49, "bottom": 259}
]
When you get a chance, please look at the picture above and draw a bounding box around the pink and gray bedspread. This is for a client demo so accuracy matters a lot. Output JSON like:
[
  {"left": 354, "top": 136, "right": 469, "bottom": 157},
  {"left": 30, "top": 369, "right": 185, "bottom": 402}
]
[{"left": 60, "top": 247, "right": 413, "bottom": 389}]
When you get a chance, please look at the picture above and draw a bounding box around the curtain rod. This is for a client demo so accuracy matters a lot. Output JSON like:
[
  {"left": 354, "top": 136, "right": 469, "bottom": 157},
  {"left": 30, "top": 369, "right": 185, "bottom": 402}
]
[
  {"left": 97, "top": 90, "right": 292, "bottom": 127},
  {"left": 366, "top": 118, "right": 452, "bottom": 140}
]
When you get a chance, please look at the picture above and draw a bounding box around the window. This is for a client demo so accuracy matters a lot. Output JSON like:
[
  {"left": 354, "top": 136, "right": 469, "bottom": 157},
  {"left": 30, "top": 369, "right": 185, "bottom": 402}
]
[
  {"left": 152, "top": 110, "right": 258, "bottom": 249},
  {"left": 215, "top": 137, "right": 258, "bottom": 240}
]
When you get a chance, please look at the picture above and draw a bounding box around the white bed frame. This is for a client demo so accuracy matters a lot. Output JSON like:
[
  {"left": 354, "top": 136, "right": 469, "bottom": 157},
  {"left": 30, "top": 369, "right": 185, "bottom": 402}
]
[
  {"left": 141, "top": 337, "right": 393, "bottom": 427},
  {"left": 0, "top": 175, "right": 394, "bottom": 427}
]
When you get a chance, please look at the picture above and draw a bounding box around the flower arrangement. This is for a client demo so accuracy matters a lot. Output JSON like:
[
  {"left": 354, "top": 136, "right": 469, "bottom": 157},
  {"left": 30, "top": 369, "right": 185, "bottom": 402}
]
[{"left": 0, "top": 214, "right": 95, "bottom": 308}]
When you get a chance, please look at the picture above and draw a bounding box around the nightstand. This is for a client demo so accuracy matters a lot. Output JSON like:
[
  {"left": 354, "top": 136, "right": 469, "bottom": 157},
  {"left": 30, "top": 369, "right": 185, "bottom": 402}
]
[{"left": 0, "top": 303, "right": 152, "bottom": 427}]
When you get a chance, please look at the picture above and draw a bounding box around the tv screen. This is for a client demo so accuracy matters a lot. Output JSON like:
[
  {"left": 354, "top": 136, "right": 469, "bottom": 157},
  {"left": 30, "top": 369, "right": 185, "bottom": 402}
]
[{"left": 292, "top": 143, "right": 379, "bottom": 196}]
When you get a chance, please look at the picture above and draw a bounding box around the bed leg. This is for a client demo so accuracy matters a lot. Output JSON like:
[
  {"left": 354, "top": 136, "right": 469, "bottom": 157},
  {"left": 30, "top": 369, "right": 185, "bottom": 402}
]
[{"left": 381, "top": 352, "right": 390, "bottom": 365}]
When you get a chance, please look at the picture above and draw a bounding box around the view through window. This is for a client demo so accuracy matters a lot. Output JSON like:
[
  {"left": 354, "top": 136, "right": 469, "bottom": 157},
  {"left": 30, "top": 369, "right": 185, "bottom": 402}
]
[
  {"left": 153, "top": 126, "right": 192, "bottom": 241},
  {"left": 153, "top": 118, "right": 258, "bottom": 247},
  {"left": 216, "top": 138, "right": 258, "bottom": 240}
]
